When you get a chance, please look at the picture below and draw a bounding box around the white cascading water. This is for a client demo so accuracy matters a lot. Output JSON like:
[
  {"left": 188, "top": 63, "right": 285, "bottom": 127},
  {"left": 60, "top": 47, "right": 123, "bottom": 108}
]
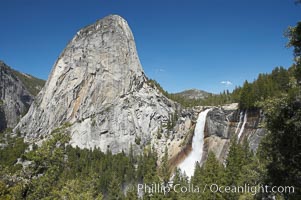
[
  {"left": 178, "top": 109, "right": 211, "bottom": 178},
  {"left": 237, "top": 111, "right": 247, "bottom": 140},
  {"left": 235, "top": 111, "right": 243, "bottom": 134}
]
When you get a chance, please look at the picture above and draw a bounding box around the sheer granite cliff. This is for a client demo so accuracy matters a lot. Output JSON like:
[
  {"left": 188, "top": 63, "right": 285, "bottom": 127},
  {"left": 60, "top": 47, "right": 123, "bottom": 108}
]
[
  {"left": 15, "top": 15, "right": 193, "bottom": 154},
  {"left": 13, "top": 15, "right": 265, "bottom": 162},
  {"left": 0, "top": 61, "right": 44, "bottom": 132}
]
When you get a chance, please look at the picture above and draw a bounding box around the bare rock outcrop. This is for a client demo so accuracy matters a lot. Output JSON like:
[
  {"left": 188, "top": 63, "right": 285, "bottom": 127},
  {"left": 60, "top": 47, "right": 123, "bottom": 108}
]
[
  {"left": 15, "top": 15, "right": 187, "bottom": 154},
  {"left": 203, "top": 104, "right": 266, "bottom": 162},
  {"left": 0, "top": 61, "right": 43, "bottom": 131}
]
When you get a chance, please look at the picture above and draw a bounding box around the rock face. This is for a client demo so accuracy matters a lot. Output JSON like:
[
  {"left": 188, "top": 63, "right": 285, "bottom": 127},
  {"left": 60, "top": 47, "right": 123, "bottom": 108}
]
[
  {"left": 171, "top": 104, "right": 266, "bottom": 170},
  {"left": 0, "top": 61, "right": 44, "bottom": 132},
  {"left": 203, "top": 104, "right": 266, "bottom": 162},
  {"left": 12, "top": 15, "right": 266, "bottom": 163},
  {"left": 15, "top": 15, "right": 183, "bottom": 154}
]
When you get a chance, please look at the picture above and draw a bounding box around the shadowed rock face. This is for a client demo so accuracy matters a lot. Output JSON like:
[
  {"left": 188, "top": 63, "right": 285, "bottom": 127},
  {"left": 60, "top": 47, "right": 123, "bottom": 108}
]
[
  {"left": 15, "top": 15, "right": 183, "bottom": 154},
  {"left": 203, "top": 105, "right": 266, "bottom": 163},
  {"left": 0, "top": 62, "right": 35, "bottom": 131}
]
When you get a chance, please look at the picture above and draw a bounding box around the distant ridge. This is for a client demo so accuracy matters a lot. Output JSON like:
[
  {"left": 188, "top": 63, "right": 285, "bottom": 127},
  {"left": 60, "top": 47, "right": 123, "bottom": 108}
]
[{"left": 173, "top": 89, "right": 210, "bottom": 100}]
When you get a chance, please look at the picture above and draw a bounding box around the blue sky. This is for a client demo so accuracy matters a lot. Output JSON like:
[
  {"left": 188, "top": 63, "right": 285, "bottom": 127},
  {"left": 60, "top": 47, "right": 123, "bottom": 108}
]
[{"left": 0, "top": 0, "right": 300, "bottom": 93}]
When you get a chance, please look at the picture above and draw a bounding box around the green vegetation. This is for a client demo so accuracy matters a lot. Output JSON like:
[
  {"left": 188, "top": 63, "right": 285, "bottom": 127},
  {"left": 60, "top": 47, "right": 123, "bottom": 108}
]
[
  {"left": 0, "top": 131, "right": 28, "bottom": 173},
  {"left": 166, "top": 111, "right": 178, "bottom": 131},
  {"left": 148, "top": 78, "right": 237, "bottom": 107},
  {"left": 0, "top": 131, "right": 159, "bottom": 199},
  {"left": 148, "top": 77, "right": 235, "bottom": 106},
  {"left": 135, "top": 136, "right": 141, "bottom": 145},
  {"left": 236, "top": 66, "right": 295, "bottom": 109},
  {"left": 255, "top": 20, "right": 301, "bottom": 200},
  {"left": 0, "top": 10, "right": 300, "bottom": 200},
  {"left": 257, "top": 94, "right": 301, "bottom": 200},
  {"left": 159, "top": 147, "right": 170, "bottom": 184},
  {"left": 156, "top": 126, "right": 162, "bottom": 139},
  {"left": 0, "top": 106, "right": 300, "bottom": 200},
  {"left": 148, "top": 65, "right": 295, "bottom": 109},
  {"left": 170, "top": 138, "right": 266, "bottom": 200}
]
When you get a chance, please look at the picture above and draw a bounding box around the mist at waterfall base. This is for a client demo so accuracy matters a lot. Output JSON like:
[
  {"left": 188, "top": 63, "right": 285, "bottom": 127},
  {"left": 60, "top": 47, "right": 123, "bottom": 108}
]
[{"left": 178, "top": 109, "right": 211, "bottom": 178}]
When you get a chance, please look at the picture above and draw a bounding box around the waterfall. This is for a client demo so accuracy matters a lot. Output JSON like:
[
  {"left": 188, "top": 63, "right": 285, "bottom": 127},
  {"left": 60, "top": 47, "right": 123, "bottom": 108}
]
[
  {"left": 237, "top": 111, "right": 247, "bottom": 140},
  {"left": 235, "top": 111, "right": 243, "bottom": 134},
  {"left": 178, "top": 109, "right": 211, "bottom": 178}
]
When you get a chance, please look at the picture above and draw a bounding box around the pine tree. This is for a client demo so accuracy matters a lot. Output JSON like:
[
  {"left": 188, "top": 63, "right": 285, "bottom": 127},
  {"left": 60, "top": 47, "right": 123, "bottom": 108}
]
[
  {"left": 170, "top": 168, "right": 190, "bottom": 200},
  {"left": 224, "top": 138, "right": 245, "bottom": 200},
  {"left": 125, "top": 183, "right": 139, "bottom": 200},
  {"left": 286, "top": 21, "right": 301, "bottom": 84},
  {"left": 199, "top": 152, "right": 225, "bottom": 200},
  {"left": 136, "top": 154, "right": 145, "bottom": 183},
  {"left": 191, "top": 162, "right": 202, "bottom": 186},
  {"left": 108, "top": 174, "right": 123, "bottom": 200},
  {"left": 160, "top": 146, "right": 170, "bottom": 184},
  {"left": 143, "top": 147, "right": 159, "bottom": 184},
  {"left": 259, "top": 95, "right": 301, "bottom": 199},
  {"left": 126, "top": 144, "right": 136, "bottom": 183},
  {"left": 239, "top": 81, "right": 255, "bottom": 109}
]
